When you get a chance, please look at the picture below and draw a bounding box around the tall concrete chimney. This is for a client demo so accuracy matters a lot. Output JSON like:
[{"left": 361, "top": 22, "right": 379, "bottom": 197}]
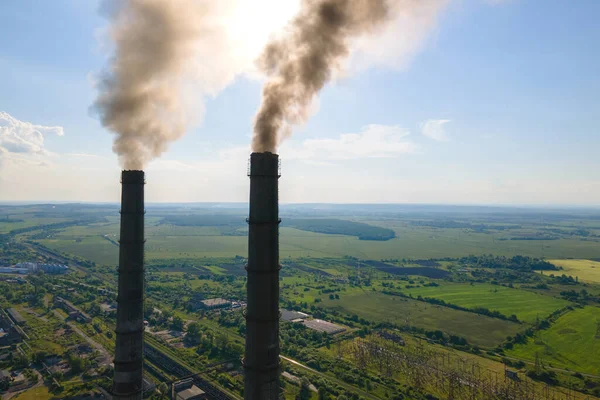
[
  {"left": 244, "top": 152, "right": 280, "bottom": 400},
  {"left": 113, "top": 170, "right": 145, "bottom": 400}
]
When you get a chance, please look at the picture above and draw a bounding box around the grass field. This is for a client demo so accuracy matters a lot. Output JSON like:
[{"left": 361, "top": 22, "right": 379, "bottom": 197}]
[
  {"left": 318, "top": 291, "right": 522, "bottom": 347},
  {"left": 0, "top": 217, "right": 71, "bottom": 234},
  {"left": 28, "top": 339, "right": 64, "bottom": 355},
  {"left": 202, "top": 265, "right": 228, "bottom": 275},
  {"left": 13, "top": 304, "right": 84, "bottom": 355},
  {"left": 36, "top": 224, "right": 600, "bottom": 266},
  {"left": 548, "top": 259, "right": 600, "bottom": 284},
  {"left": 56, "top": 222, "right": 119, "bottom": 236},
  {"left": 321, "top": 335, "right": 600, "bottom": 400},
  {"left": 148, "top": 274, "right": 228, "bottom": 291},
  {"left": 281, "top": 226, "right": 600, "bottom": 259},
  {"left": 12, "top": 386, "right": 51, "bottom": 400},
  {"left": 399, "top": 283, "right": 570, "bottom": 323},
  {"left": 507, "top": 306, "right": 600, "bottom": 375},
  {"left": 38, "top": 236, "right": 118, "bottom": 266}
]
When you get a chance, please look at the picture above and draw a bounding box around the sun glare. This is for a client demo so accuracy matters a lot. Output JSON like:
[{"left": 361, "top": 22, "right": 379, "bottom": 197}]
[{"left": 225, "top": 0, "right": 300, "bottom": 69}]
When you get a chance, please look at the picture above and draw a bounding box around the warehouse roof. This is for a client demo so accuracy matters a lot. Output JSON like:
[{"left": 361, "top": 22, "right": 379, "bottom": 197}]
[
  {"left": 302, "top": 319, "right": 346, "bottom": 335},
  {"left": 176, "top": 385, "right": 205, "bottom": 400}
]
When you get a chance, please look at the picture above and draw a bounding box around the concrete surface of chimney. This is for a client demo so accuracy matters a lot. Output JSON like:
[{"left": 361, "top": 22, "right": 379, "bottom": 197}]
[
  {"left": 244, "top": 152, "right": 281, "bottom": 400},
  {"left": 113, "top": 170, "right": 145, "bottom": 399}
]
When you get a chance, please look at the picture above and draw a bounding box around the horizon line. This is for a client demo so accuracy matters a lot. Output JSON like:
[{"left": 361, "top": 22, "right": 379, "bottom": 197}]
[{"left": 0, "top": 200, "right": 599, "bottom": 210}]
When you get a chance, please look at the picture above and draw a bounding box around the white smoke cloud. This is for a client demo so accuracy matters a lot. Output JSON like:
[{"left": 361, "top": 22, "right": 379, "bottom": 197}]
[
  {"left": 420, "top": 119, "right": 451, "bottom": 141},
  {"left": 92, "top": 0, "right": 514, "bottom": 166},
  {"left": 0, "top": 111, "right": 64, "bottom": 155},
  {"left": 223, "top": 0, "right": 501, "bottom": 80},
  {"left": 93, "top": 0, "right": 300, "bottom": 168},
  {"left": 349, "top": 0, "right": 451, "bottom": 71}
]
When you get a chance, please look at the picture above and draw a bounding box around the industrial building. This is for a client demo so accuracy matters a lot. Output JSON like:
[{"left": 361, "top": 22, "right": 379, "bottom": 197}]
[
  {"left": 0, "top": 267, "right": 29, "bottom": 275},
  {"left": 302, "top": 319, "right": 346, "bottom": 335},
  {"left": 187, "top": 295, "right": 233, "bottom": 311},
  {"left": 38, "top": 263, "right": 69, "bottom": 274},
  {"left": 54, "top": 297, "right": 92, "bottom": 323},
  {"left": 6, "top": 308, "right": 25, "bottom": 325},
  {"left": 100, "top": 302, "right": 117, "bottom": 313},
  {"left": 173, "top": 378, "right": 207, "bottom": 400},
  {"left": 0, "top": 327, "right": 21, "bottom": 346},
  {"left": 280, "top": 309, "right": 309, "bottom": 322},
  {"left": 0, "top": 310, "right": 22, "bottom": 345},
  {"left": 14, "top": 262, "right": 37, "bottom": 271},
  {"left": 0, "top": 262, "right": 69, "bottom": 275},
  {"left": 199, "top": 298, "right": 231, "bottom": 310}
]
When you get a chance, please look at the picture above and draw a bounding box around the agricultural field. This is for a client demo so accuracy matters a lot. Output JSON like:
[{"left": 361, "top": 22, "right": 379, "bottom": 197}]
[
  {"left": 400, "top": 282, "right": 570, "bottom": 322},
  {"left": 4, "top": 203, "right": 600, "bottom": 398},
  {"left": 21, "top": 203, "right": 600, "bottom": 265},
  {"left": 317, "top": 291, "right": 523, "bottom": 347},
  {"left": 38, "top": 225, "right": 600, "bottom": 266},
  {"left": 0, "top": 218, "right": 72, "bottom": 235},
  {"left": 548, "top": 259, "right": 600, "bottom": 284},
  {"left": 507, "top": 306, "right": 600, "bottom": 375},
  {"left": 38, "top": 236, "right": 118, "bottom": 266}
]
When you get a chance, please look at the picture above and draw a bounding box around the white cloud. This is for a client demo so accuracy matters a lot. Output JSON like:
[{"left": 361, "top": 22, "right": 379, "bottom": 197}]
[
  {"left": 2, "top": 134, "right": 600, "bottom": 205},
  {"left": 280, "top": 125, "right": 417, "bottom": 162},
  {"left": 420, "top": 119, "right": 451, "bottom": 141},
  {"left": 63, "top": 152, "right": 105, "bottom": 159},
  {"left": 0, "top": 111, "right": 64, "bottom": 155},
  {"left": 0, "top": 112, "right": 73, "bottom": 195}
]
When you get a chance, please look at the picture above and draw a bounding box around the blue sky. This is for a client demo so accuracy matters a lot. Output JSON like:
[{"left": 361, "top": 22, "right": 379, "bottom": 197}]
[{"left": 0, "top": 0, "right": 598, "bottom": 204}]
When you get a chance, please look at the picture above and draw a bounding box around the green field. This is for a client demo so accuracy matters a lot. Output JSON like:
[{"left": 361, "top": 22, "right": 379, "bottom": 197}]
[
  {"left": 12, "top": 387, "right": 51, "bottom": 400},
  {"left": 202, "top": 265, "right": 228, "bottom": 275},
  {"left": 148, "top": 274, "right": 228, "bottom": 291},
  {"left": 54, "top": 222, "right": 119, "bottom": 236},
  {"left": 548, "top": 259, "right": 600, "bottom": 284},
  {"left": 318, "top": 291, "right": 523, "bottom": 347},
  {"left": 5, "top": 203, "right": 600, "bottom": 264},
  {"left": 6, "top": 205, "right": 600, "bottom": 398},
  {"left": 281, "top": 225, "right": 600, "bottom": 260},
  {"left": 0, "top": 217, "right": 71, "bottom": 234},
  {"left": 37, "top": 225, "right": 600, "bottom": 266},
  {"left": 507, "top": 306, "right": 600, "bottom": 375},
  {"left": 11, "top": 304, "right": 85, "bottom": 355},
  {"left": 38, "top": 236, "right": 118, "bottom": 266},
  {"left": 400, "top": 283, "right": 570, "bottom": 323},
  {"left": 3, "top": 203, "right": 600, "bottom": 398}
]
